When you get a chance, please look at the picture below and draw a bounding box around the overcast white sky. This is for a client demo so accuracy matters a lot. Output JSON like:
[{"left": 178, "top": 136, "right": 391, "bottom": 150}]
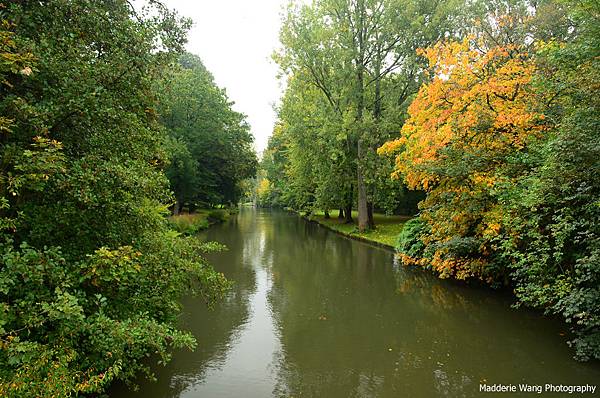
[{"left": 162, "top": 0, "right": 289, "bottom": 154}]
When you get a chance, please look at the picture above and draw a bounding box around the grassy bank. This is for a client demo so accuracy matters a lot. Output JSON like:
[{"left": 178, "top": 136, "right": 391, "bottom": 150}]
[
  {"left": 168, "top": 209, "right": 229, "bottom": 235},
  {"left": 307, "top": 210, "right": 411, "bottom": 248}
]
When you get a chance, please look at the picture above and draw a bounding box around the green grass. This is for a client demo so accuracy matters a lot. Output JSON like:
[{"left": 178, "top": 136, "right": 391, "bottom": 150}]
[
  {"left": 308, "top": 210, "right": 411, "bottom": 248},
  {"left": 168, "top": 209, "right": 230, "bottom": 235},
  {"left": 168, "top": 212, "right": 210, "bottom": 235}
]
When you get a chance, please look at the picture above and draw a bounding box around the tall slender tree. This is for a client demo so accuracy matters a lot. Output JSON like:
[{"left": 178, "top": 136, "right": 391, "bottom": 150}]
[{"left": 277, "top": 0, "right": 463, "bottom": 230}]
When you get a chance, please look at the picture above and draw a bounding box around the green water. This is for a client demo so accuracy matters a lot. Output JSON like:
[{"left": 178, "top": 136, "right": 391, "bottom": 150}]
[{"left": 111, "top": 209, "right": 599, "bottom": 397}]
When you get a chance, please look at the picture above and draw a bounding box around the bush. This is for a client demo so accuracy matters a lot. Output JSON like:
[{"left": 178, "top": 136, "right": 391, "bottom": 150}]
[
  {"left": 0, "top": 232, "right": 229, "bottom": 397},
  {"left": 434, "top": 236, "right": 482, "bottom": 258},
  {"left": 396, "top": 217, "right": 427, "bottom": 258},
  {"left": 207, "top": 209, "right": 228, "bottom": 223}
]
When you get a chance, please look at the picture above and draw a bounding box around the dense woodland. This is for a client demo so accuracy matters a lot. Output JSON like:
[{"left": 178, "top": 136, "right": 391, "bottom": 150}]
[
  {"left": 259, "top": 0, "right": 599, "bottom": 361},
  {"left": 0, "top": 1, "right": 255, "bottom": 396}
]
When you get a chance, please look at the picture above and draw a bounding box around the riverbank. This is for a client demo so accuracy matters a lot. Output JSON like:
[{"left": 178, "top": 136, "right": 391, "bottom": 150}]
[
  {"left": 168, "top": 209, "right": 231, "bottom": 235},
  {"left": 304, "top": 210, "right": 411, "bottom": 249}
]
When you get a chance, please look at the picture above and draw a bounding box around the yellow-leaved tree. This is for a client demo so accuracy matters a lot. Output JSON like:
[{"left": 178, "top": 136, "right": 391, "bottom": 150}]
[{"left": 380, "top": 39, "right": 546, "bottom": 282}]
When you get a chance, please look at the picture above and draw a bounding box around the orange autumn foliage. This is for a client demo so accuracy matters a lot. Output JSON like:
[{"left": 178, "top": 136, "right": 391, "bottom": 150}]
[
  {"left": 380, "top": 39, "right": 546, "bottom": 281},
  {"left": 380, "top": 39, "right": 543, "bottom": 188}
]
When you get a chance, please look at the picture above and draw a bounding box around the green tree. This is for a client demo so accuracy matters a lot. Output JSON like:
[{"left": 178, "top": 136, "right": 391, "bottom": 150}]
[
  {"left": 0, "top": 2, "right": 229, "bottom": 396},
  {"left": 159, "top": 53, "right": 257, "bottom": 212},
  {"left": 277, "top": 0, "right": 463, "bottom": 230},
  {"left": 258, "top": 124, "right": 292, "bottom": 208},
  {"left": 498, "top": 0, "right": 600, "bottom": 360}
]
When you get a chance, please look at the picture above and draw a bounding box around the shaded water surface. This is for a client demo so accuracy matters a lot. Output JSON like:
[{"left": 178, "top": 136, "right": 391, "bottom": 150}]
[{"left": 112, "top": 209, "right": 599, "bottom": 397}]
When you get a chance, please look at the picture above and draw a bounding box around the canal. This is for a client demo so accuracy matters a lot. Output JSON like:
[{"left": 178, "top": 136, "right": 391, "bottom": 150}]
[{"left": 112, "top": 208, "right": 600, "bottom": 397}]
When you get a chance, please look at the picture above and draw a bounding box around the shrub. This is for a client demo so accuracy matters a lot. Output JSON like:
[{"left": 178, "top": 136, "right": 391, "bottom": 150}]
[
  {"left": 396, "top": 217, "right": 427, "bottom": 259},
  {"left": 207, "top": 209, "right": 228, "bottom": 223}
]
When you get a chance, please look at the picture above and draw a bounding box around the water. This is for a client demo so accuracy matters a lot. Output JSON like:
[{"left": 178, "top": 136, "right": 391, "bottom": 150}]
[{"left": 111, "top": 209, "right": 600, "bottom": 397}]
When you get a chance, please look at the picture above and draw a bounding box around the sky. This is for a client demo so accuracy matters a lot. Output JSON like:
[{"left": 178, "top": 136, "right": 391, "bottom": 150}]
[{"left": 162, "top": 0, "right": 289, "bottom": 155}]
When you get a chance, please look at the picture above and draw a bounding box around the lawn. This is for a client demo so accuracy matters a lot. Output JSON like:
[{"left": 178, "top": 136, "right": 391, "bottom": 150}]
[{"left": 308, "top": 210, "right": 411, "bottom": 248}]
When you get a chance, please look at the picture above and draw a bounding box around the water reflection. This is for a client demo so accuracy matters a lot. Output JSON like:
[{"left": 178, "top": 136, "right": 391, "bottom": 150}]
[
  {"left": 111, "top": 209, "right": 600, "bottom": 398},
  {"left": 174, "top": 212, "right": 283, "bottom": 398}
]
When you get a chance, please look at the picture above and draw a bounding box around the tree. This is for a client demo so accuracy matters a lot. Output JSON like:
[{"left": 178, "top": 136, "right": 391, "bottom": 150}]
[
  {"left": 258, "top": 124, "right": 291, "bottom": 208},
  {"left": 497, "top": 0, "right": 600, "bottom": 360},
  {"left": 380, "top": 38, "right": 544, "bottom": 281},
  {"left": 381, "top": 0, "right": 600, "bottom": 360},
  {"left": 0, "top": 2, "right": 229, "bottom": 395},
  {"left": 276, "top": 0, "right": 463, "bottom": 229},
  {"left": 158, "top": 53, "right": 257, "bottom": 212}
]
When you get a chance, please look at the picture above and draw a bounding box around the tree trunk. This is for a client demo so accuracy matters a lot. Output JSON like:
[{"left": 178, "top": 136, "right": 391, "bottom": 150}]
[
  {"left": 368, "top": 52, "right": 383, "bottom": 230},
  {"left": 367, "top": 201, "right": 375, "bottom": 229},
  {"left": 357, "top": 142, "right": 369, "bottom": 232},
  {"left": 345, "top": 203, "right": 353, "bottom": 223},
  {"left": 355, "top": 0, "right": 368, "bottom": 232},
  {"left": 345, "top": 186, "right": 353, "bottom": 224},
  {"left": 338, "top": 208, "right": 344, "bottom": 219},
  {"left": 172, "top": 199, "right": 181, "bottom": 216},
  {"left": 324, "top": 210, "right": 330, "bottom": 219}
]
